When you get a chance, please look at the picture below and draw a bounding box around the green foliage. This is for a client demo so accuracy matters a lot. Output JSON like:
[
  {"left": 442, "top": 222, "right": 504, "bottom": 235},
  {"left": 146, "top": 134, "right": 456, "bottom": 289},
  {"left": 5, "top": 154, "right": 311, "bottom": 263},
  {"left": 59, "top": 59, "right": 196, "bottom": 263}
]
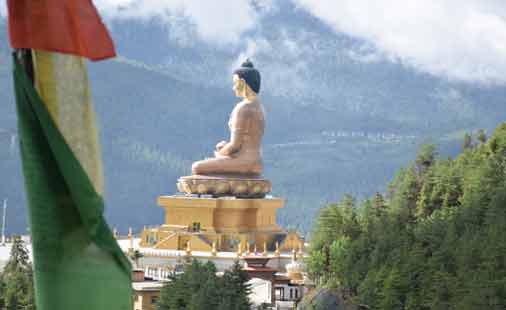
[
  {"left": 157, "top": 259, "right": 251, "bottom": 310},
  {"left": 308, "top": 123, "right": 506, "bottom": 309},
  {"left": 462, "top": 133, "right": 472, "bottom": 150},
  {"left": 0, "top": 236, "right": 35, "bottom": 310},
  {"left": 219, "top": 261, "right": 251, "bottom": 310},
  {"left": 477, "top": 129, "right": 487, "bottom": 144}
]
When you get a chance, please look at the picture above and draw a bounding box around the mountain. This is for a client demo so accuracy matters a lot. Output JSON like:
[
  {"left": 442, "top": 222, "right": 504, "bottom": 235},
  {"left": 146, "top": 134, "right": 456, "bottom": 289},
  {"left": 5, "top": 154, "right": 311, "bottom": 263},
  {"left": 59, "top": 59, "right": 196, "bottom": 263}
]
[{"left": 0, "top": 2, "right": 505, "bottom": 235}]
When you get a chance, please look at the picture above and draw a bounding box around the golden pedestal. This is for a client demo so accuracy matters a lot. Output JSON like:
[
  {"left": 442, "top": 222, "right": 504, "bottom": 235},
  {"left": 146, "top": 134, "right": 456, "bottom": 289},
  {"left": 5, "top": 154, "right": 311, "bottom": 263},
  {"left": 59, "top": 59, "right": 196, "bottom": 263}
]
[
  {"left": 139, "top": 195, "right": 300, "bottom": 253},
  {"left": 177, "top": 175, "right": 272, "bottom": 198}
]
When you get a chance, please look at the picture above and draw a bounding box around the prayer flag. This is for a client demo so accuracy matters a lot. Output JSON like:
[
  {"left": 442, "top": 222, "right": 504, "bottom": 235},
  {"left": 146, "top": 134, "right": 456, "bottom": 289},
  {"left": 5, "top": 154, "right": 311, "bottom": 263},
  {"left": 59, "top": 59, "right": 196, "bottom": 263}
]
[
  {"left": 8, "top": 1, "right": 131, "bottom": 309},
  {"left": 7, "top": 0, "right": 115, "bottom": 61},
  {"left": 13, "top": 51, "right": 132, "bottom": 310}
]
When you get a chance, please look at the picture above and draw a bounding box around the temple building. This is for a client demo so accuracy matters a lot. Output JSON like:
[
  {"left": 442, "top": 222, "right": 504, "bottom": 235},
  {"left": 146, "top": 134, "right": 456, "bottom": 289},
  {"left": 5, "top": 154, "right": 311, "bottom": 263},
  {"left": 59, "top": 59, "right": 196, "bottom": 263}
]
[
  {"left": 139, "top": 195, "right": 302, "bottom": 254},
  {"left": 125, "top": 194, "right": 304, "bottom": 274}
]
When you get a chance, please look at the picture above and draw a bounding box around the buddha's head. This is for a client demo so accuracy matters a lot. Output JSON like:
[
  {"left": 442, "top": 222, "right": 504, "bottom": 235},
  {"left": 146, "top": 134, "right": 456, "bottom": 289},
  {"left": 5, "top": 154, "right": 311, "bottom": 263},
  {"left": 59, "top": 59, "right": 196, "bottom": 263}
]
[{"left": 233, "top": 59, "right": 261, "bottom": 99}]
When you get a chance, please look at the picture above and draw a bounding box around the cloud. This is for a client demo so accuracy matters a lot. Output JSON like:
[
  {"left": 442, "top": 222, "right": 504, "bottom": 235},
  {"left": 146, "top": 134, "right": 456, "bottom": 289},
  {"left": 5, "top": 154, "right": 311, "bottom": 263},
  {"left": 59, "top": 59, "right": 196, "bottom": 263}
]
[
  {"left": 230, "top": 37, "right": 272, "bottom": 72},
  {"left": 229, "top": 32, "right": 315, "bottom": 100},
  {"left": 294, "top": 0, "right": 506, "bottom": 84},
  {"left": 94, "top": 0, "right": 273, "bottom": 44},
  {"left": 0, "top": 2, "right": 6, "bottom": 17}
]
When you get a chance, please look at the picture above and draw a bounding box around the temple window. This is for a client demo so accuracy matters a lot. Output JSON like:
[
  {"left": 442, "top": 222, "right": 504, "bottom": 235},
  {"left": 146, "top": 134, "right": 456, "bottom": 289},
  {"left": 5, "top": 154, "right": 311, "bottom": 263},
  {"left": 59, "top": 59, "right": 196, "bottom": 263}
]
[
  {"left": 148, "top": 233, "right": 156, "bottom": 244},
  {"left": 190, "top": 222, "right": 201, "bottom": 232}
]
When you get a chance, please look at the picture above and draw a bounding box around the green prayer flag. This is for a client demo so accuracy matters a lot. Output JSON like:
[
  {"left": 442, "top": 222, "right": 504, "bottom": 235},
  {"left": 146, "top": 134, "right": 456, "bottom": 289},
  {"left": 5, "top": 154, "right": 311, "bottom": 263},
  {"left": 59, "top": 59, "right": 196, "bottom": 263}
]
[{"left": 12, "top": 54, "right": 132, "bottom": 310}]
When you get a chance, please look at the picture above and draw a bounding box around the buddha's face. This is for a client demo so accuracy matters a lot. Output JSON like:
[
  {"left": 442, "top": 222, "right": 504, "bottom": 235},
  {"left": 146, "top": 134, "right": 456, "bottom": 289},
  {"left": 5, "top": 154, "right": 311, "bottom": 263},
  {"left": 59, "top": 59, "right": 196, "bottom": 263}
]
[{"left": 233, "top": 74, "right": 246, "bottom": 98}]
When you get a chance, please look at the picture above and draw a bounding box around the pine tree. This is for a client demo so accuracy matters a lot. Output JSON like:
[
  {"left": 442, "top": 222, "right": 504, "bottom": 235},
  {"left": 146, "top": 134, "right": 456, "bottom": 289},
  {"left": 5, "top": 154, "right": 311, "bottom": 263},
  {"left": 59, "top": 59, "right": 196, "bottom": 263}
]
[
  {"left": 371, "top": 192, "right": 387, "bottom": 216},
  {"left": 477, "top": 129, "right": 487, "bottom": 144},
  {"left": 462, "top": 133, "right": 472, "bottom": 150},
  {"left": 189, "top": 276, "right": 220, "bottom": 310},
  {"left": 157, "top": 266, "right": 191, "bottom": 310},
  {"left": 379, "top": 268, "right": 405, "bottom": 310},
  {"left": 220, "top": 261, "right": 251, "bottom": 310},
  {"left": 415, "top": 144, "right": 437, "bottom": 175},
  {"left": 0, "top": 235, "right": 35, "bottom": 310},
  {"left": 158, "top": 259, "right": 251, "bottom": 310}
]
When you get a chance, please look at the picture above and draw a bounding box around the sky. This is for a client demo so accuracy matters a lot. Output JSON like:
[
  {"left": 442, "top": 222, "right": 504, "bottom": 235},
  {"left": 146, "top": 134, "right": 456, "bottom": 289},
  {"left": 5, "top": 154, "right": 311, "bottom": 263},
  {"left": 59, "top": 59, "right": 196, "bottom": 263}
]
[{"left": 2, "top": 0, "right": 506, "bottom": 85}]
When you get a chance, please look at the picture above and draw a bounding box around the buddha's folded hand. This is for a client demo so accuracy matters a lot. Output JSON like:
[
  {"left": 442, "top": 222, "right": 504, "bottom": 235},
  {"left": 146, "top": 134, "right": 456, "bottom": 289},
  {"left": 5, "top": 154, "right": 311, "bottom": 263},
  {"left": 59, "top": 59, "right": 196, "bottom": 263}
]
[{"left": 215, "top": 140, "right": 227, "bottom": 151}]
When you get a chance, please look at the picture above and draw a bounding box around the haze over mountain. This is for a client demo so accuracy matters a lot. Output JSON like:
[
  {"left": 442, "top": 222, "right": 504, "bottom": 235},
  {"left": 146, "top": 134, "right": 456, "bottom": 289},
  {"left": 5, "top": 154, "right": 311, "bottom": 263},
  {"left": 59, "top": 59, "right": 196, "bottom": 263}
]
[{"left": 1, "top": 0, "right": 505, "bottom": 234}]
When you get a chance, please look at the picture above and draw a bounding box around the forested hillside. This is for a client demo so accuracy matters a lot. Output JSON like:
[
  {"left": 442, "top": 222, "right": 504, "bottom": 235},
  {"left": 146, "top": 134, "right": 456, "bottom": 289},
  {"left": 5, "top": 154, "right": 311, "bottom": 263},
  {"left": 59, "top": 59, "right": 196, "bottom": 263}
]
[{"left": 307, "top": 123, "right": 506, "bottom": 309}]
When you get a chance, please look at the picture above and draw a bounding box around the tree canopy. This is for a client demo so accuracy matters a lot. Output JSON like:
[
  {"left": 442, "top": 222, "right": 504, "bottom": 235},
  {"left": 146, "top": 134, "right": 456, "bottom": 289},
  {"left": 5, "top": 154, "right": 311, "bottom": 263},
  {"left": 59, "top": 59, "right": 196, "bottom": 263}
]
[
  {"left": 157, "top": 259, "right": 251, "bottom": 310},
  {"left": 307, "top": 123, "right": 506, "bottom": 309},
  {"left": 0, "top": 236, "right": 35, "bottom": 310}
]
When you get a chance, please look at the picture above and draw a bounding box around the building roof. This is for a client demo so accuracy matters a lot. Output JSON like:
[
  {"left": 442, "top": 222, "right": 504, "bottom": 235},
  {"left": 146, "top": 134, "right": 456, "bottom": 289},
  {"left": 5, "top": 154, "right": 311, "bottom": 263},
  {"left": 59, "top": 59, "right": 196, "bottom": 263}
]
[{"left": 132, "top": 281, "right": 166, "bottom": 292}]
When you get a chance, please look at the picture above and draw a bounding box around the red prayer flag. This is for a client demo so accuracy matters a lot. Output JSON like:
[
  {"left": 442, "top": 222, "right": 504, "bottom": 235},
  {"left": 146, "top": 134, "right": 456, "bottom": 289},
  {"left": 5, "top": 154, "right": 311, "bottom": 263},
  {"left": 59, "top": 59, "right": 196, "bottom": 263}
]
[{"left": 7, "top": 0, "right": 116, "bottom": 61}]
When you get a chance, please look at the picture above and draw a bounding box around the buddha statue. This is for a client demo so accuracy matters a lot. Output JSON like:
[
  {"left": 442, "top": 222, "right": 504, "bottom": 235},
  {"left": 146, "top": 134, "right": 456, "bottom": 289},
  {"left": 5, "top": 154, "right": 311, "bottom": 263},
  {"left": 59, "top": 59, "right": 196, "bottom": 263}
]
[
  {"left": 177, "top": 60, "right": 272, "bottom": 198},
  {"left": 192, "top": 59, "right": 264, "bottom": 176}
]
